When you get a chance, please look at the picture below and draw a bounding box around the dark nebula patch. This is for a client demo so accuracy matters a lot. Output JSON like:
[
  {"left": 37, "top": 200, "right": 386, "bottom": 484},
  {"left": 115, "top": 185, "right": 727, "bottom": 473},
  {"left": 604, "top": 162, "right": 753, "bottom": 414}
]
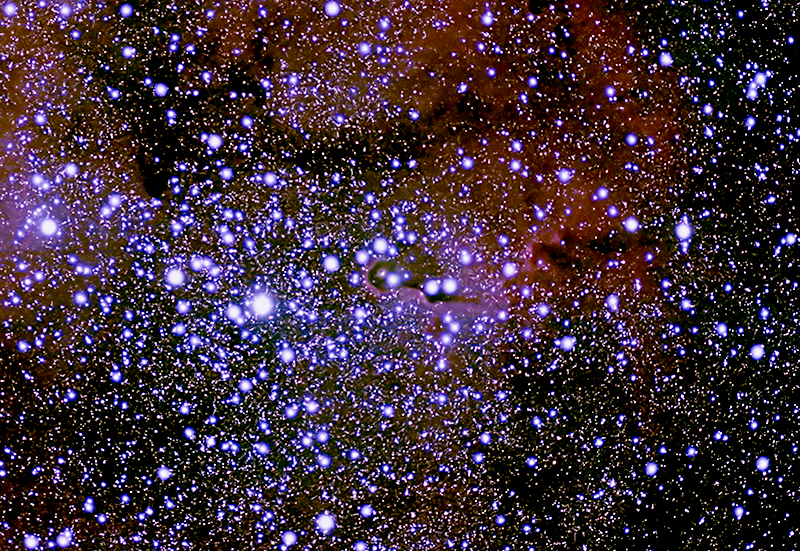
[{"left": 1, "top": 0, "right": 799, "bottom": 550}]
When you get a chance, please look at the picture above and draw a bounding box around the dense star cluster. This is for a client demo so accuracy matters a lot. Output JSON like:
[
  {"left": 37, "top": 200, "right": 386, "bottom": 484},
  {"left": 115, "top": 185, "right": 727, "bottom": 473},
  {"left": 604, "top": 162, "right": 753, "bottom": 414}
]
[{"left": 1, "top": 0, "right": 798, "bottom": 549}]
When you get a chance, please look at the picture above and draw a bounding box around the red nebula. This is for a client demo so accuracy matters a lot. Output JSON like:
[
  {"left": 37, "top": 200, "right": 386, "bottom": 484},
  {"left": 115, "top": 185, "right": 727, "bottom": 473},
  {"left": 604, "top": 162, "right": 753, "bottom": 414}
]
[{"left": 356, "top": 1, "right": 686, "bottom": 344}]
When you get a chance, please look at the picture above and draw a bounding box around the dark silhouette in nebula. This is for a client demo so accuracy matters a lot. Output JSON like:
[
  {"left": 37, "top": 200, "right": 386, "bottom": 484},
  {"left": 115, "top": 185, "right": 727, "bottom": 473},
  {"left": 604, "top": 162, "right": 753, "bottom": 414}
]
[{"left": 1, "top": 0, "right": 799, "bottom": 549}]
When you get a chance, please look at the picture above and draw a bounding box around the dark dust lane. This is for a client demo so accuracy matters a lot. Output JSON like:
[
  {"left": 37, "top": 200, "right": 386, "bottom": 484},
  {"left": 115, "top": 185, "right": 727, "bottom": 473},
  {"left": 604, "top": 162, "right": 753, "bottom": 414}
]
[{"left": 1, "top": 0, "right": 799, "bottom": 549}]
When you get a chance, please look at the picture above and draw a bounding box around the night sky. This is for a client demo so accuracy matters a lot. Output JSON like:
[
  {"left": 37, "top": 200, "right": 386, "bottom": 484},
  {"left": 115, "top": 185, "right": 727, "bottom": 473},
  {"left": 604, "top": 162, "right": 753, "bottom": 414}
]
[{"left": 1, "top": 0, "right": 799, "bottom": 549}]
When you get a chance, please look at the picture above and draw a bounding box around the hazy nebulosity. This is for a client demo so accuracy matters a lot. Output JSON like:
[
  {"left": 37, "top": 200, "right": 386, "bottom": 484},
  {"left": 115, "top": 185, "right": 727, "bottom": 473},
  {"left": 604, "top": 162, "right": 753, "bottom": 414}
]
[{"left": 1, "top": 0, "right": 798, "bottom": 549}]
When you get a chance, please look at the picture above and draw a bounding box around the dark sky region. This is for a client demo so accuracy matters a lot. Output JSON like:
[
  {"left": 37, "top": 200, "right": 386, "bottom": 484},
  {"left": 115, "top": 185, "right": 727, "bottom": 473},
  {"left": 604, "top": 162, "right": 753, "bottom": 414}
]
[{"left": 0, "top": 0, "right": 798, "bottom": 549}]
